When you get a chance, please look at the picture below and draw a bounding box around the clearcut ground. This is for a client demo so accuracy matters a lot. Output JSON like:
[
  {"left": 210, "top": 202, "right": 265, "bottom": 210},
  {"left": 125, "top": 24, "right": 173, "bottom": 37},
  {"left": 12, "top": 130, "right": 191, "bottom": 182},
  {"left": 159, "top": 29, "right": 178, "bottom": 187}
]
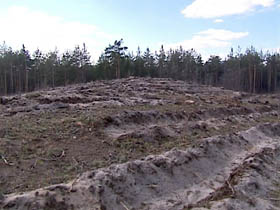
[{"left": 1, "top": 77, "right": 280, "bottom": 197}]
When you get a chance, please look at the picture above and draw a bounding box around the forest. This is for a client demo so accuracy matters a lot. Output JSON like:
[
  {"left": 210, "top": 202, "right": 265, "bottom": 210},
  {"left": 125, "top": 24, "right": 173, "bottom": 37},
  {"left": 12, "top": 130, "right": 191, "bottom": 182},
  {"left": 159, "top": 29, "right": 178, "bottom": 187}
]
[{"left": 0, "top": 39, "right": 279, "bottom": 96}]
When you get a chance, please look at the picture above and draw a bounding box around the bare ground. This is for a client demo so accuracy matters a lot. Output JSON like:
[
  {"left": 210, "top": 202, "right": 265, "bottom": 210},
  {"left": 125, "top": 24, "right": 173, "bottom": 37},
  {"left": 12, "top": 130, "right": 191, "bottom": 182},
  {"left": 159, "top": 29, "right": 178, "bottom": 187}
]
[{"left": 1, "top": 77, "right": 280, "bottom": 209}]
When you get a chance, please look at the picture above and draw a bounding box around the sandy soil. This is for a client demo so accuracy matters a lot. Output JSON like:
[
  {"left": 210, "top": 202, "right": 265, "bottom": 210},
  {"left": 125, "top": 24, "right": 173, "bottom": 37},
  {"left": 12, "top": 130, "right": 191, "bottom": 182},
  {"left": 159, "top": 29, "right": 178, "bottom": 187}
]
[{"left": 1, "top": 77, "right": 280, "bottom": 209}]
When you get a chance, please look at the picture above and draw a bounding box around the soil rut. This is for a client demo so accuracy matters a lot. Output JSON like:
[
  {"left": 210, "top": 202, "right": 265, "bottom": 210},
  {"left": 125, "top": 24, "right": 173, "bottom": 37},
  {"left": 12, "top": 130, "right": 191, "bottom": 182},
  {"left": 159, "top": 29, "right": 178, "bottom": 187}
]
[{"left": 2, "top": 123, "right": 280, "bottom": 210}]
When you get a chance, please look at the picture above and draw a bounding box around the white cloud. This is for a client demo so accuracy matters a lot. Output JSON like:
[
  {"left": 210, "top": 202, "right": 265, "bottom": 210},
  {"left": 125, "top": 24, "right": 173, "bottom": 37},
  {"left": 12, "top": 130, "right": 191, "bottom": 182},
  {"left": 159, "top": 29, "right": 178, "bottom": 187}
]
[
  {"left": 167, "top": 29, "right": 248, "bottom": 49},
  {"left": 214, "top": 19, "right": 224, "bottom": 23},
  {"left": 0, "top": 6, "right": 115, "bottom": 61},
  {"left": 165, "top": 29, "right": 249, "bottom": 60},
  {"left": 182, "top": 0, "right": 274, "bottom": 18}
]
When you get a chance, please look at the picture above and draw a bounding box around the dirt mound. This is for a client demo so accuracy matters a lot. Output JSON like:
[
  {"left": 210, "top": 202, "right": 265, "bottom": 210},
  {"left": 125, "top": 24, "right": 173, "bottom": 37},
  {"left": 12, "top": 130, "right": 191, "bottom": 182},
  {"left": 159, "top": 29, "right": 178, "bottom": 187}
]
[
  {"left": 104, "top": 110, "right": 187, "bottom": 141},
  {"left": 102, "top": 104, "right": 273, "bottom": 142},
  {"left": 2, "top": 123, "right": 280, "bottom": 210}
]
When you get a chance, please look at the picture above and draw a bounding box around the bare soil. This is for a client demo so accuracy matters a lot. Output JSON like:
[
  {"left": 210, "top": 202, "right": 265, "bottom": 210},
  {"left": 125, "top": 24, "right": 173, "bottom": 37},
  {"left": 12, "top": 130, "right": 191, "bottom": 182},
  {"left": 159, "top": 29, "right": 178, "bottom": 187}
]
[{"left": 1, "top": 77, "right": 280, "bottom": 209}]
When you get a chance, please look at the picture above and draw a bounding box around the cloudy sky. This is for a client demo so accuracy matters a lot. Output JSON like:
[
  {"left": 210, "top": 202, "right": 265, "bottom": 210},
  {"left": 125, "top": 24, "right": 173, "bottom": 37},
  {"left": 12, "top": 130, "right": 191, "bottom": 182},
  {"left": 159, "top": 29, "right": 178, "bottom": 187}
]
[{"left": 0, "top": 0, "right": 279, "bottom": 61}]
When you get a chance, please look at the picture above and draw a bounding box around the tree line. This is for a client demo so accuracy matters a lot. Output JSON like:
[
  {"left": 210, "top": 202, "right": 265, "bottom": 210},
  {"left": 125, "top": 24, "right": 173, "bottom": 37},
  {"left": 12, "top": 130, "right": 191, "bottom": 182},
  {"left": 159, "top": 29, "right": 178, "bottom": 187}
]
[{"left": 0, "top": 40, "right": 279, "bottom": 96}]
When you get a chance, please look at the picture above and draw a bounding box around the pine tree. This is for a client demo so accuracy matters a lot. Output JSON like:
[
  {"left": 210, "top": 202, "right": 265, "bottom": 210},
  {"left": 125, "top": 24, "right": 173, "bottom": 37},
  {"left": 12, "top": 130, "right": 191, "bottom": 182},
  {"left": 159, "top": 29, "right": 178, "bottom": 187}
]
[
  {"left": 157, "top": 45, "right": 166, "bottom": 77},
  {"left": 104, "top": 39, "right": 128, "bottom": 79}
]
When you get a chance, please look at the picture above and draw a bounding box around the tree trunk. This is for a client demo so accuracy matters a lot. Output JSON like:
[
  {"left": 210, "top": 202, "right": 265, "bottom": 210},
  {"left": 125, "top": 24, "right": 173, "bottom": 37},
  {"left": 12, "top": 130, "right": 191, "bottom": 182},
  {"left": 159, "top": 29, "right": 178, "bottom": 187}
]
[
  {"left": 248, "top": 64, "right": 252, "bottom": 93},
  {"left": 37, "top": 67, "right": 40, "bottom": 90},
  {"left": 253, "top": 65, "right": 256, "bottom": 93},
  {"left": 274, "top": 70, "right": 277, "bottom": 92},
  {"left": 238, "top": 60, "right": 241, "bottom": 90},
  {"left": 44, "top": 69, "right": 47, "bottom": 88},
  {"left": 18, "top": 68, "right": 22, "bottom": 95},
  {"left": 10, "top": 64, "right": 13, "bottom": 93},
  {"left": 0, "top": 74, "right": 3, "bottom": 96},
  {"left": 117, "top": 57, "right": 120, "bottom": 79},
  {"left": 64, "top": 68, "right": 67, "bottom": 86},
  {"left": 260, "top": 68, "right": 263, "bottom": 92},
  {"left": 268, "top": 65, "right": 272, "bottom": 92},
  {"left": 4, "top": 68, "right": 7, "bottom": 95},
  {"left": 25, "top": 68, "right": 28, "bottom": 92},
  {"left": 51, "top": 66, "right": 55, "bottom": 88}
]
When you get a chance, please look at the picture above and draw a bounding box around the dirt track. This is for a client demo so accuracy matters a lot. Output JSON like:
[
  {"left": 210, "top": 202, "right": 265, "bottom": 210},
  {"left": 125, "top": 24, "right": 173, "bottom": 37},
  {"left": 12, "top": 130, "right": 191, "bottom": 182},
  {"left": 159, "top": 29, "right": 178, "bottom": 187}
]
[{"left": 1, "top": 77, "right": 280, "bottom": 209}]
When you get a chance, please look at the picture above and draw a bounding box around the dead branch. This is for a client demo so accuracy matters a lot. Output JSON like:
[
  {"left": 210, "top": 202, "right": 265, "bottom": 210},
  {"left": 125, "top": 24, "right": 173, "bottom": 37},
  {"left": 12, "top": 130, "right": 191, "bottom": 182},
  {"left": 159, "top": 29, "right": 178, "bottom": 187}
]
[
  {"left": 69, "top": 177, "right": 78, "bottom": 193},
  {"left": 120, "top": 201, "right": 131, "bottom": 210},
  {"left": 227, "top": 180, "right": 236, "bottom": 196},
  {"left": 0, "top": 155, "right": 14, "bottom": 166},
  {"left": 38, "top": 150, "right": 66, "bottom": 162},
  {"left": 59, "top": 150, "right": 65, "bottom": 158}
]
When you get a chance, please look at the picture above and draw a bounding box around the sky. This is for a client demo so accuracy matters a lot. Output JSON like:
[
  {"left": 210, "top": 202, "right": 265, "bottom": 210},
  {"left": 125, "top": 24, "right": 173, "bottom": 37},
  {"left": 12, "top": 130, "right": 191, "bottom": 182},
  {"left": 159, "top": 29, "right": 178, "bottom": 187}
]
[{"left": 0, "top": 0, "right": 279, "bottom": 62}]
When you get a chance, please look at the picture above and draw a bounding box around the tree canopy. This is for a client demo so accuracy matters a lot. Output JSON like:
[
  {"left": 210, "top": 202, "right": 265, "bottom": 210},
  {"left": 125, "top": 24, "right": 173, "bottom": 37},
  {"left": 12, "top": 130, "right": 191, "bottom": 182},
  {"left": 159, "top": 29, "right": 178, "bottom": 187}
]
[{"left": 104, "top": 39, "right": 128, "bottom": 79}]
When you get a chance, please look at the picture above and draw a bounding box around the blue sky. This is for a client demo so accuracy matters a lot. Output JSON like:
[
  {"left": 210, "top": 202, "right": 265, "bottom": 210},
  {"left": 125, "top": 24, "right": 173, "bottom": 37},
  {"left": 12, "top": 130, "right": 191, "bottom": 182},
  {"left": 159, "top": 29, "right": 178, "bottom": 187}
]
[{"left": 0, "top": 0, "right": 279, "bottom": 61}]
